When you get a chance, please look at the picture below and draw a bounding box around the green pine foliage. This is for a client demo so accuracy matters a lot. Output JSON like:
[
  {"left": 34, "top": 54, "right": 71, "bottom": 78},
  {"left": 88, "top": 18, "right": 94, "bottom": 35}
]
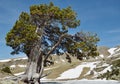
[
  {"left": 6, "top": 12, "right": 38, "bottom": 56},
  {"left": 1, "top": 66, "right": 12, "bottom": 74},
  {"left": 66, "top": 31, "right": 100, "bottom": 60},
  {"left": 6, "top": 2, "right": 80, "bottom": 57},
  {"left": 6, "top": 2, "right": 99, "bottom": 60}
]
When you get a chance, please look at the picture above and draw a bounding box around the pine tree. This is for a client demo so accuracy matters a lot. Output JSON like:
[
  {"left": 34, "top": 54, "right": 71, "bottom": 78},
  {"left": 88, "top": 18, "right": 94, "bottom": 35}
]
[{"left": 6, "top": 2, "right": 99, "bottom": 84}]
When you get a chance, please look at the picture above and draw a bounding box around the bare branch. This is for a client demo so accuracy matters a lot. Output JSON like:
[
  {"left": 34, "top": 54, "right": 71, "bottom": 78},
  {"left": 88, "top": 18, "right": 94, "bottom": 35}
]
[{"left": 44, "top": 33, "right": 68, "bottom": 61}]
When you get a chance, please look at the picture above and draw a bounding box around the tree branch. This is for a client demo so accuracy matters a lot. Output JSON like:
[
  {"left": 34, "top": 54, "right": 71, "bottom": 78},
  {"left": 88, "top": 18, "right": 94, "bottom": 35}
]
[
  {"left": 44, "top": 33, "right": 68, "bottom": 61},
  {"left": 40, "top": 71, "right": 52, "bottom": 78}
]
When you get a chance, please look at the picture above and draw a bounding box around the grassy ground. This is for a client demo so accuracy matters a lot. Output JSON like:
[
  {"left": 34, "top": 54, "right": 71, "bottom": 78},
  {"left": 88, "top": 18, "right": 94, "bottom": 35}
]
[
  {"left": 77, "top": 67, "right": 90, "bottom": 79},
  {"left": 44, "top": 62, "right": 81, "bottom": 79},
  {"left": 0, "top": 59, "right": 27, "bottom": 78},
  {"left": 0, "top": 55, "right": 109, "bottom": 81}
]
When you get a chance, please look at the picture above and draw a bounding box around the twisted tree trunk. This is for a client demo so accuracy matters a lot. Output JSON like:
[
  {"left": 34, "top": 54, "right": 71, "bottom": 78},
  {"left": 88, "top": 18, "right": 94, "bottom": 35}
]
[
  {"left": 24, "top": 45, "right": 44, "bottom": 84},
  {"left": 23, "top": 33, "right": 68, "bottom": 84}
]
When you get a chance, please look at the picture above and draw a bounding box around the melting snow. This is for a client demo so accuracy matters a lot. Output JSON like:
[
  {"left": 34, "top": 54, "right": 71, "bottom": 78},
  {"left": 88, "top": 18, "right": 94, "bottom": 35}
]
[
  {"left": 99, "top": 54, "right": 104, "bottom": 58},
  {"left": 57, "top": 62, "right": 99, "bottom": 79},
  {"left": 10, "top": 65, "right": 16, "bottom": 68},
  {"left": 18, "top": 65, "right": 26, "bottom": 67},
  {"left": 0, "top": 57, "right": 27, "bottom": 62},
  {"left": 0, "top": 59, "right": 11, "bottom": 62},
  {"left": 102, "top": 63, "right": 109, "bottom": 67},
  {"left": 99, "top": 65, "right": 112, "bottom": 73},
  {"left": 61, "top": 59, "right": 65, "bottom": 62},
  {"left": 116, "top": 48, "right": 120, "bottom": 52},
  {"left": 108, "top": 48, "right": 117, "bottom": 55},
  {"left": 14, "top": 72, "right": 24, "bottom": 76}
]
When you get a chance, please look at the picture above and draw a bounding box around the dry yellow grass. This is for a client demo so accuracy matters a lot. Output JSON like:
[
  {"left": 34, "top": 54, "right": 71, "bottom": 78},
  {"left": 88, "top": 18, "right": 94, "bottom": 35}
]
[
  {"left": 77, "top": 67, "right": 90, "bottom": 79},
  {"left": 44, "top": 62, "right": 81, "bottom": 79}
]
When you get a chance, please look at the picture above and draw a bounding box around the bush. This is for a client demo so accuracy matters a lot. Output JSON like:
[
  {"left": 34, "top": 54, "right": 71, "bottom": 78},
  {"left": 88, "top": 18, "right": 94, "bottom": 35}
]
[
  {"left": 1, "top": 66, "right": 12, "bottom": 74},
  {"left": 98, "top": 59, "right": 120, "bottom": 80}
]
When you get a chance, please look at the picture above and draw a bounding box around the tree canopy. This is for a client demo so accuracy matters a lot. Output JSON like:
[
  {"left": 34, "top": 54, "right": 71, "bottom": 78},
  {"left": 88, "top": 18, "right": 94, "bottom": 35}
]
[
  {"left": 6, "top": 2, "right": 99, "bottom": 60},
  {"left": 6, "top": 2, "right": 81, "bottom": 58}
]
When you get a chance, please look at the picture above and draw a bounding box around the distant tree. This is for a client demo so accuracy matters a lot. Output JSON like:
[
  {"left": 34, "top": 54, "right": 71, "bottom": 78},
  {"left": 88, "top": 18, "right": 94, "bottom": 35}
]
[{"left": 6, "top": 2, "right": 99, "bottom": 84}]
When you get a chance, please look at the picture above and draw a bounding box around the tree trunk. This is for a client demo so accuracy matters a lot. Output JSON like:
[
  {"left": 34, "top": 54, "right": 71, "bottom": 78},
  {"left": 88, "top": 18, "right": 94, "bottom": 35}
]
[
  {"left": 23, "top": 24, "right": 46, "bottom": 84},
  {"left": 23, "top": 33, "right": 68, "bottom": 84},
  {"left": 24, "top": 44, "right": 44, "bottom": 84},
  {"left": 25, "top": 58, "right": 44, "bottom": 84}
]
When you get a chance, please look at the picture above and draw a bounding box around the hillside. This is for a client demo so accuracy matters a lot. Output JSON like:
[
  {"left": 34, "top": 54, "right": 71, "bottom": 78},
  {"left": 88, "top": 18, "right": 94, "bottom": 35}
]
[{"left": 0, "top": 46, "right": 120, "bottom": 83}]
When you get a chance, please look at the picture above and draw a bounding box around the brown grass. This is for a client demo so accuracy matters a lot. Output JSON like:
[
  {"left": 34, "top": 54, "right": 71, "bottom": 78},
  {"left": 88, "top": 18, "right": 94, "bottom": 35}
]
[
  {"left": 44, "top": 62, "right": 81, "bottom": 79},
  {"left": 77, "top": 67, "right": 90, "bottom": 79}
]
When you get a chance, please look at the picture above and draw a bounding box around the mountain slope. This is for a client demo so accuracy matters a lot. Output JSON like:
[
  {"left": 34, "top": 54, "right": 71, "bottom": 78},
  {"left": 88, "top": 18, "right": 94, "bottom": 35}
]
[{"left": 0, "top": 46, "right": 120, "bottom": 82}]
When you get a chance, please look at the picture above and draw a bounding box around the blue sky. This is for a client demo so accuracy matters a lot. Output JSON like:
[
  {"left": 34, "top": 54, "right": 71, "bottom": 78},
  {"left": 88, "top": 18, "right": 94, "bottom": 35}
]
[{"left": 0, "top": 0, "right": 120, "bottom": 59}]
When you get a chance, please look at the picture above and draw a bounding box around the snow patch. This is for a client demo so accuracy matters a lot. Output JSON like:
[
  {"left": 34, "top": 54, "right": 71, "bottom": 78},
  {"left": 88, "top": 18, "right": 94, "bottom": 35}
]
[
  {"left": 84, "top": 62, "right": 99, "bottom": 76},
  {"left": 41, "top": 77, "right": 47, "bottom": 81},
  {"left": 102, "top": 63, "right": 109, "bottom": 67},
  {"left": 95, "top": 57, "right": 98, "bottom": 59},
  {"left": 61, "top": 59, "right": 65, "bottom": 62},
  {"left": 0, "top": 57, "right": 27, "bottom": 62},
  {"left": 116, "top": 48, "right": 120, "bottom": 52},
  {"left": 10, "top": 65, "right": 16, "bottom": 68},
  {"left": 0, "top": 59, "right": 11, "bottom": 62},
  {"left": 113, "top": 53, "right": 120, "bottom": 57},
  {"left": 99, "top": 54, "right": 104, "bottom": 58},
  {"left": 108, "top": 48, "right": 117, "bottom": 55},
  {"left": 14, "top": 72, "right": 24, "bottom": 76},
  {"left": 18, "top": 65, "right": 26, "bottom": 67},
  {"left": 99, "top": 65, "right": 112, "bottom": 73},
  {"left": 57, "top": 62, "right": 99, "bottom": 79}
]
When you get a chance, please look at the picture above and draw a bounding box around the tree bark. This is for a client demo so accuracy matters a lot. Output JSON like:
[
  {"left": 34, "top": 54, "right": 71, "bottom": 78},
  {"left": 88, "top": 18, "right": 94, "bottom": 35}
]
[{"left": 24, "top": 43, "right": 44, "bottom": 84}]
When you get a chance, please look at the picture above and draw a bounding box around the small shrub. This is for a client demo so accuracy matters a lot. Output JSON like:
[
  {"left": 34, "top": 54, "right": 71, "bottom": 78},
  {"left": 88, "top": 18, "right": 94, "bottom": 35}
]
[{"left": 1, "top": 66, "right": 12, "bottom": 74}]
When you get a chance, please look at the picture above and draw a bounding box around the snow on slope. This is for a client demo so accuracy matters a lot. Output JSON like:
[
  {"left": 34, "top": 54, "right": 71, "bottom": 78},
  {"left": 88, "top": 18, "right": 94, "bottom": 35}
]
[
  {"left": 99, "top": 54, "right": 104, "bottom": 58},
  {"left": 10, "top": 65, "right": 16, "bottom": 68},
  {"left": 99, "top": 65, "right": 112, "bottom": 73},
  {"left": 56, "top": 47, "right": 119, "bottom": 80},
  {"left": 10, "top": 64, "right": 27, "bottom": 68},
  {"left": 56, "top": 60, "right": 113, "bottom": 80},
  {"left": 108, "top": 47, "right": 120, "bottom": 58},
  {"left": 18, "top": 65, "right": 27, "bottom": 67},
  {"left": 0, "top": 57, "right": 27, "bottom": 62},
  {"left": 108, "top": 48, "right": 117, "bottom": 55},
  {"left": 116, "top": 48, "right": 120, "bottom": 52},
  {"left": 14, "top": 72, "right": 24, "bottom": 76},
  {"left": 57, "top": 62, "right": 99, "bottom": 79},
  {"left": 0, "top": 59, "right": 11, "bottom": 62}
]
